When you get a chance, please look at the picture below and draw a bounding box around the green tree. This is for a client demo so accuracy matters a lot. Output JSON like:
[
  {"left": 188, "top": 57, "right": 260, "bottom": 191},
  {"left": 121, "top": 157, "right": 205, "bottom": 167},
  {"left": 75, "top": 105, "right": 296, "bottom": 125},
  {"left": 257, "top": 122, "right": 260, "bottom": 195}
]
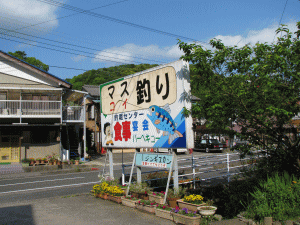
[
  {"left": 179, "top": 22, "right": 300, "bottom": 175},
  {"left": 8, "top": 51, "right": 49, "bottom": 71},
  {"left": 66, "top": 63, "right": 159, "bottom": 90}
]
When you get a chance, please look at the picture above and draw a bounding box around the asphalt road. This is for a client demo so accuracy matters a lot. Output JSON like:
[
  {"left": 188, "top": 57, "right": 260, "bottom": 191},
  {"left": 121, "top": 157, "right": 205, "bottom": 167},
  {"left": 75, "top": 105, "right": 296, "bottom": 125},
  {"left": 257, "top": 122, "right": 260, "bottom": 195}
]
[{"left": 0, "top": 151, "right": 253, "bottom": 204}]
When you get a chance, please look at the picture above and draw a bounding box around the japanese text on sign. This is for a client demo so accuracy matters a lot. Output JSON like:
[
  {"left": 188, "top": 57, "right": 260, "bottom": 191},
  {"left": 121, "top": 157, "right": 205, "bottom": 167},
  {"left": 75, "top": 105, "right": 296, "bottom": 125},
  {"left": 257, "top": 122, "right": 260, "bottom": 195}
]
[
  {"left": 101, "top": 67, "right": 177, "bottom": 114},
  {"left": 135, "top": 153, "right": 173, "bottom": 169}
]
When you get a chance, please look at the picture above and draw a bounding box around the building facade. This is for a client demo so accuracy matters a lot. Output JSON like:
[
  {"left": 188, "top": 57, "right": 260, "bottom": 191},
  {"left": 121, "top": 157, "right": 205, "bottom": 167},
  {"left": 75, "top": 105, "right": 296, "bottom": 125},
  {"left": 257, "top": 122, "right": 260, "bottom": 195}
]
[{"left": 0, "top": 50, "right": 87, "bottom": 163}]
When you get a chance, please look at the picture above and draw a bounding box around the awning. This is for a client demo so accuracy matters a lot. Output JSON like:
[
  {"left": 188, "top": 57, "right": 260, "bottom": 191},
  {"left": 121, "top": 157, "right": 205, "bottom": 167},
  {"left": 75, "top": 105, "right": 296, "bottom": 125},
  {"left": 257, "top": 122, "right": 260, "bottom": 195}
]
[{"left": 64, "top": 89, "right": 88, "bottom": 102}]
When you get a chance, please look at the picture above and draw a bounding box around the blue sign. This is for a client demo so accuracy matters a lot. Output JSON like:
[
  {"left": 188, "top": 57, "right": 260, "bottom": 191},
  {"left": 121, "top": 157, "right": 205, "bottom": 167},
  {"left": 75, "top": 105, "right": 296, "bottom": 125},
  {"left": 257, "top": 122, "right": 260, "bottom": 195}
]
[{"left": 135, "top": 153, "right": 173, "bottom": 168}]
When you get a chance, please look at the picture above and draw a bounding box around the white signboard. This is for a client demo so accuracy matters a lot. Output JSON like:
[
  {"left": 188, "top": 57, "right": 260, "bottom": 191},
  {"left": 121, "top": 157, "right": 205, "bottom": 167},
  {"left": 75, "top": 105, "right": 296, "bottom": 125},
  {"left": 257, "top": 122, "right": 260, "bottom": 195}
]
[{"left": 100, "top": 60, "right": 194, "bottom": 149}]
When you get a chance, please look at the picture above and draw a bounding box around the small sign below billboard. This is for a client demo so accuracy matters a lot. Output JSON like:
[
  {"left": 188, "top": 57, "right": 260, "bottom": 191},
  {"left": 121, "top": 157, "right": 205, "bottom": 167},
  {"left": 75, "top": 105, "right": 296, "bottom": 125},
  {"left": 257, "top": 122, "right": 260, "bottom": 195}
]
[
  {"left": 100, "top": 60, "right": 194, "bottom": 149},
  {"left": 135, "top": 153, "right": 173, "bottom": 169}
]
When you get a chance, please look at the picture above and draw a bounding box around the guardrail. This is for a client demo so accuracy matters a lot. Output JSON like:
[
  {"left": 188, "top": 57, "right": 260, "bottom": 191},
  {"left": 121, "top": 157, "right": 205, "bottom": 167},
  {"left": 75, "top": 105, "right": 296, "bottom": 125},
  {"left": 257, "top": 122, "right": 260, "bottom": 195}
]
[{"left": 121, "top": 150, "right": 266, "bottom": 189}]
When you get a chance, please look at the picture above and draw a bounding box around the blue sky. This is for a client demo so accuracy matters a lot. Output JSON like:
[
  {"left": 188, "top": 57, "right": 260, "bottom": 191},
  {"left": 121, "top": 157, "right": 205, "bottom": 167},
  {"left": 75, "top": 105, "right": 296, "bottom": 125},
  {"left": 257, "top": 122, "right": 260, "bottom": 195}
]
[{"left": 0, "top": 0, "right": 299, "bottom": 80}]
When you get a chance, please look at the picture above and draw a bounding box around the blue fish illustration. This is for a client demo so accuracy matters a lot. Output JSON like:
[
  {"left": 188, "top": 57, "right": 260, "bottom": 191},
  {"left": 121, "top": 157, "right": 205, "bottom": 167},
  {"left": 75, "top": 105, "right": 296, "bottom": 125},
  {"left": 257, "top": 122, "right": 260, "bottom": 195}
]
[{"left": 147, "top": 104, "right": 183, "bottom": 144}]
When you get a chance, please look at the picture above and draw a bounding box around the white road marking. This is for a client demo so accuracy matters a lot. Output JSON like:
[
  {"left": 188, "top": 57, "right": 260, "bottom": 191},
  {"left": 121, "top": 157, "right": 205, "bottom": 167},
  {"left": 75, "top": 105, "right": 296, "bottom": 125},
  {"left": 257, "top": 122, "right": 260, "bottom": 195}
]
[
  {"left": 0, "top": 181, "right": 100, "bottom": 194},
  {"left": 0, "top": 177, "right": 85, "bottom": 187}
]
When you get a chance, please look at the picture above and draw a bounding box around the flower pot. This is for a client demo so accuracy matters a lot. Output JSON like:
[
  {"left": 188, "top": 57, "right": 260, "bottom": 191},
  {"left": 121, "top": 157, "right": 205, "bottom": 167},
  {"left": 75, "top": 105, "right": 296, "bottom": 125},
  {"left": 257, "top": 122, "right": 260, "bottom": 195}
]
[
  {"left": 95, "top": 193, "right": 101, "bottom": 198},
  {"left": 177, "top": 199, "right": 206, "bottom": 212},
  {"left": 30, "top": 161, "right": 34, "bottom": 166},
  {"left": 138, "top": 193, "right": 149, "bottom": 200},
  {"left": 198, "top": 206, "right": 217, "bottom": 216},
  {"left": 57, "top": 161, "right": 61, "bottom": 166},
  {"left": 130, "top": 192, "right": 139, "bottom": 199},
  {"left": 155, "top": 208, "right": 173, "bottom": 221},
  {"left": 167, "top": 197, "right": 180, "bottom": 208},
  {"left": 53, "top": 161, "right": 57, "bottom": 165},
  {"left": 149, "top": 194, "right": 164, "bottom": 204},
  {"left": 100, "top": 193, "right": 108, "bottom": 200},
  {"left": 108, "top": 195, "right": 122, "bottom": 204},
  {"left": 172, "top": 212, "right": 201, "bottom": 225},
  {"left": 75, "top": 160, "right": 79, "bottom": 165},
  {"left": 36, "top": 160, "right": 40, "bottom": 164},
  {"left": 41, "top": 160, "right": 45, "bottom": 164},
  {"left": 121, "top": 197, "right": 139, "bottom": 208},
  {"left": 136, "top": 204, "right": 156, "bottom": 214},
  {"left": 48, "top": 161, "right": 53, "bottom": 165}
]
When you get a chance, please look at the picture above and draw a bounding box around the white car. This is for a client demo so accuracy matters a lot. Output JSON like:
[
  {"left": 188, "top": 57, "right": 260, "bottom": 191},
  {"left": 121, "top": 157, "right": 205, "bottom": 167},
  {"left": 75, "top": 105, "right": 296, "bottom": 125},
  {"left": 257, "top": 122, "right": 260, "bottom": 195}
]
[{"left": 154, "top": 148, "right": 187, "bottom": 154}]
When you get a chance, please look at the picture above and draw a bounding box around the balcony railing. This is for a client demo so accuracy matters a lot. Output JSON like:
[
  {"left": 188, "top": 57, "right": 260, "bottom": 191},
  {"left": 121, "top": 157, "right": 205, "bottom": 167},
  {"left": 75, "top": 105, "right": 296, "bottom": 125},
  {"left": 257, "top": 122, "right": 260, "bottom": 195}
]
[
  {"left": 62, "top": 106, "right": 84, "bottom": 122},
  {"left": 0, "top": 100, "right": 61, "bottom": 117}
]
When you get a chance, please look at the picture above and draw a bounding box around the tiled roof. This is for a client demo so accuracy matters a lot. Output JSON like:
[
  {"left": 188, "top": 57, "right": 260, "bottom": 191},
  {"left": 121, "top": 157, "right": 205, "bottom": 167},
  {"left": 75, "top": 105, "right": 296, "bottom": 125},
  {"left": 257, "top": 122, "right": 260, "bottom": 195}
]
[{"left": 82, "top": 85, "right": 100, "bottom": 98}]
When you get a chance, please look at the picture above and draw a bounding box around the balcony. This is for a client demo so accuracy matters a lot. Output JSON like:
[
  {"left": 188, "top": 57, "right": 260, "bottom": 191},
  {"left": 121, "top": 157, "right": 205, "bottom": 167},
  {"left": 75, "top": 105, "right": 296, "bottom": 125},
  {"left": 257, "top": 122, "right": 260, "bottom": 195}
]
[
  {"left": 0, "top": 100, "right": 61, "bottom": 118},
  {"left": 62, "top": 106, "right": 85, "bottom": 123}
]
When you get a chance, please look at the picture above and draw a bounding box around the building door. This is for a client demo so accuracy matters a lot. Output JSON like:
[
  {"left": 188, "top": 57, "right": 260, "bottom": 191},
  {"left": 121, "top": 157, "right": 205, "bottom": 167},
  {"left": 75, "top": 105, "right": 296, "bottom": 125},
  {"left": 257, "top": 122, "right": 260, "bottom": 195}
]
[{"left": 0, "top": 136, "right": 20, "bottom": 163}]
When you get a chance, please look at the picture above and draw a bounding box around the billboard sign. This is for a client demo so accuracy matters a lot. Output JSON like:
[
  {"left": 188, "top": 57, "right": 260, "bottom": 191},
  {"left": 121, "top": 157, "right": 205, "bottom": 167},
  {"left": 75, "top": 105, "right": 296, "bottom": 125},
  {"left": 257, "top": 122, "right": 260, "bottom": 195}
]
[
  {"left": 100, "top": 60, "right": 194, "bottom": 149},
  {"left": 135, "top": 153, "right": 173, "bottom": 168}
]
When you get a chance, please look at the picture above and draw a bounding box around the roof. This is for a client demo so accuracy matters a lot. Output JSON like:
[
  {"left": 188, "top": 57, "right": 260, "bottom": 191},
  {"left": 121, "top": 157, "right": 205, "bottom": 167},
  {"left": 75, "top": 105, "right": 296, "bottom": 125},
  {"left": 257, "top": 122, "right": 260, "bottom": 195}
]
[
  {"left": 82, "top": 85, "right": 100, "bottom": 98},
  {"left": 0, "top": 50, "right": 72, "bottom": 89}
]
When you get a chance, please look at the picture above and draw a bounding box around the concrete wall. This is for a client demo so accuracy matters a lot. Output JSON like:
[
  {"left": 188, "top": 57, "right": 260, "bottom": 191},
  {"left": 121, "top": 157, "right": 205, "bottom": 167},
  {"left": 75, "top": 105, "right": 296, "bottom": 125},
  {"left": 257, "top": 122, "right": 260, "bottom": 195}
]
[{"left": 21, "top": 142, "right": 60, "bottom": 160}]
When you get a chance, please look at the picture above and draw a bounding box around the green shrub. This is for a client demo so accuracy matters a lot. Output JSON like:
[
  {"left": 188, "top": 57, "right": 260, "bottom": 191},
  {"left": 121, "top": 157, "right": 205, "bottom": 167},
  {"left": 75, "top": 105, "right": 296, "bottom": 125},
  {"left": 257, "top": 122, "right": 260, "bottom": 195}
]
[{"left": 244, "top": 172, "right": 300, "bottom": 223}]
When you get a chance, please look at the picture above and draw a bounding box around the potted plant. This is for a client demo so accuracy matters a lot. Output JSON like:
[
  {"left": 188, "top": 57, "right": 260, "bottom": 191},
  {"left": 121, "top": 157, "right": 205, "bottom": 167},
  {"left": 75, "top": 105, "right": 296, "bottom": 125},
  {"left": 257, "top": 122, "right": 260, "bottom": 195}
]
[
  {"left": 29, "top": 158, "right": 35, "bottom": 166},
  {"left": 149, "top": 191, "right": 165, "bottom": 204},
  {"left": 99, "top": 182, "right": 109, "bottom": 199},
  {"left": 136, "top": 200, "right": 157, "bottom": 214},
  {"left": 155, "top": 204, "right": 173, "bottom": 221},
  {"left": 167, "top": 187, "right": 186, "bottom": 208},
  {"left": 36, "top": 157, "right": 41, "bottom": 164},
  {"left": 121, "top": 195, "right": 140, "bottom": 208},
  {"left": 198, "top": 200, "right": 217, "bottom": 216},
  {"left": 171, "top": 207, "right": 201, "bottom": 225},
  {"left": 129, "top": 182, "right": 151, "bottom": 200},
  {"left": 107, "top": 185, "right": 124, "bottom": 204},
  {"left": 93, "top": 184, "right": 101, "bottom": 198},
  {"left": 62, "top": 160, "right": 68, "bottom": 165},
  {"left": 177, "top": 194, "right": 205, "bottom": 212},
  {"left": 69, "top": 159, "right": 75, "bottom": 164},
  {"left": 75, "top": 157, "right": 80, "bottom": 165},
  {"left": 41, "top": 158, "right": 46, "bottom": 164}
]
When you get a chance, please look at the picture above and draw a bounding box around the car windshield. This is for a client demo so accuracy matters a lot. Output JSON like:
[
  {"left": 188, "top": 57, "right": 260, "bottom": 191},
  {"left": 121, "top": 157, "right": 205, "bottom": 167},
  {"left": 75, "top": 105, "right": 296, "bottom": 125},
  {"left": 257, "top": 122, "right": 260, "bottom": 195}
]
[{"left": 209, "top": 139, "right": 220, "bottom": 144}]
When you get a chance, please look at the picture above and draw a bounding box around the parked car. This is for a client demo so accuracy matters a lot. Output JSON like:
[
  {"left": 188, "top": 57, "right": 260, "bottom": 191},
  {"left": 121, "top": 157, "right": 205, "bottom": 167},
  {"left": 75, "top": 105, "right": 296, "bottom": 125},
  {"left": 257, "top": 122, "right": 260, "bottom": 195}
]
[
  {"left": 194, "top": 139, "right": 226, "bottom": 153},
  {"left": 154, "top": 148, "right": 187, "bottom": 154}
]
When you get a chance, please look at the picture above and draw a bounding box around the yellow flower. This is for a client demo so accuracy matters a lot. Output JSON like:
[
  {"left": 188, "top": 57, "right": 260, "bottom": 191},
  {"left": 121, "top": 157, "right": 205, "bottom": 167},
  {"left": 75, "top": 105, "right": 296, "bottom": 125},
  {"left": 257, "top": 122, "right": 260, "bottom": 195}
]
[{"left": 292, "top": 181, "right": 297, "bottom": 184}]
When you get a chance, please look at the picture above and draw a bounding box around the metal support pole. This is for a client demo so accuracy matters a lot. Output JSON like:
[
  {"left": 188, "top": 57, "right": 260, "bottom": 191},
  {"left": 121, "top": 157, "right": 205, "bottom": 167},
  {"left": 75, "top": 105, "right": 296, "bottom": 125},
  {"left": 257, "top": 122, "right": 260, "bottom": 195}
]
[
  {"left": 192, "top": 152, "right": 195, "bottom": 189},
  {"left": 173, "top": 149, "right": 179, "bottom": 191},
  {"left": 227, "top": 153, "right": 230, "bottom": 184},
  {"left": 136, "top": 148, "right": 141, "bottom": 184},
  {"left": 126, "top": 151, "right": 137, "bottom": 196},
  {"left": 122, "top": 148, "right": 125, "bottom": 185},
  {"left": 83, "top": 96, "right": 87, "bottom": 159},
  {"left": 108, "top": 148, "right": 114, "bottom": 179},
  {"left": 164, "top": 153, "right": 175, "bottom": 204}
]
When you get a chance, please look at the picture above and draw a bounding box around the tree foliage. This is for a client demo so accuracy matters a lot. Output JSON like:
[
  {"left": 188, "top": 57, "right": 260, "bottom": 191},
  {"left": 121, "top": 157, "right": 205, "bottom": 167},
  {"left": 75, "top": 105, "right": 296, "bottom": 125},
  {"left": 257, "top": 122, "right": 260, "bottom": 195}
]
[
  {"left": 8, "top": 51, "right": 49, "bottom": 72},
  {"left": 65, "top": 63, "right": 159, "bottom": 90},
  {"left": 179, "top": 22, "right": 300, "bottom": 175}
]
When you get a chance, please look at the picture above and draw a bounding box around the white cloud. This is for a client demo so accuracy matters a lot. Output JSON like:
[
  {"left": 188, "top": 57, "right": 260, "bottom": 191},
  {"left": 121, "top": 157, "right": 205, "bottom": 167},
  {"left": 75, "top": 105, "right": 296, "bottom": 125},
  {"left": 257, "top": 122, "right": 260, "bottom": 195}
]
[
  {"left": 92, "top": 20, "right": 298, "bottom": 66},
  {"left": 71, "top": 55, "right": 87, "bottom": 62},
  {"left": 214, "top": 21, "right": 298, "bottom": 48},
  {"left": 0, "top": 0, "right": 60, "bottom": 34},
  {"left": 93, "top": 43, "right": 184, "bottom": 65}
]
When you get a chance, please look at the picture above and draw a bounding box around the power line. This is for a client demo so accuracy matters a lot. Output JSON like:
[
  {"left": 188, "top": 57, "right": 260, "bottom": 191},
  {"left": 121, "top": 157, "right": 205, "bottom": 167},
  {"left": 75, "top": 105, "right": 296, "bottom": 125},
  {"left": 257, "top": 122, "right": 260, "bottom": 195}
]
[
  {"left": 273, "top": 0, "right": 289, "bottom": 42},
  {"left": 0, "top": 32, "right": 151, "bottom": 65},
  {"left": 0, "top": 27, "right": 167, "bottom": 64},
  {"left": 0, "top": 35, "right": 142, "bottom": 64},
  {"left": 12, "top": 0, "right": 129, "bottom": 32},
  {"left": 35, "top": 0, "right": 206, "bottom": 44}
]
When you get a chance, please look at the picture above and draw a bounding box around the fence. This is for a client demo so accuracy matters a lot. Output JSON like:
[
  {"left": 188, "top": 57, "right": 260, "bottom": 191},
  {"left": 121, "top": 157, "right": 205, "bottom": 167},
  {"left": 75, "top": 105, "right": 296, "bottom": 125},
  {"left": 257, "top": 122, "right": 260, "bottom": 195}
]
[{"left": 121, "top": 151, "right": 266, "bottom": 189}]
